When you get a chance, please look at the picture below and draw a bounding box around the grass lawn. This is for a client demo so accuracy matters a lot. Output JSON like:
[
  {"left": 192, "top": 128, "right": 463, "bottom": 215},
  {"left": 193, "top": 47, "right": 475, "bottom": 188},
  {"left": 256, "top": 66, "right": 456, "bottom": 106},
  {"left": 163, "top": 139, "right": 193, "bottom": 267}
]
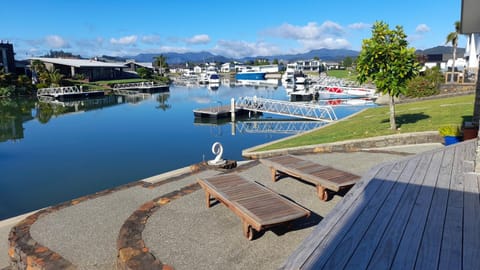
[
  {"left": 258, "top": 94, "right": 474, "bottom": 151},
  {"left": 326, "top": 69, "right": 357, "bottom": 81}
]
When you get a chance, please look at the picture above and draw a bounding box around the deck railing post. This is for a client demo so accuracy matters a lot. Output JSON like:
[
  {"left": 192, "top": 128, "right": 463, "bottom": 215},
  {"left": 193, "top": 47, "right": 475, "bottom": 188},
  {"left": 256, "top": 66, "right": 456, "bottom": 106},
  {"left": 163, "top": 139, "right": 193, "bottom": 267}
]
[
  {"left": 231, "top": 98, "right": 235, "bottom": 122},
  {"left": 476, "top": 120, "right": 480, "bottom": 173}
]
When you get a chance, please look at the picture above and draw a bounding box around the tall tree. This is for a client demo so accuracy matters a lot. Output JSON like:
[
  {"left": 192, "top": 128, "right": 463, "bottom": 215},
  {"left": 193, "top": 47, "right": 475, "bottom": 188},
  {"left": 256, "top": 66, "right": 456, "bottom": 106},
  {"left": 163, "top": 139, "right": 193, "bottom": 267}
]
[
  {"left": 445, "top": 21, "right": 461, "bottom": 83},
  {"left": 153, "top": 54, "right": 168, "bottom": 75},
  {"left": 356, "top": 21, "right": 419, "bottom": 130},
  {"left": 343, "top": 56, "right": 353, "bottom": 68}
]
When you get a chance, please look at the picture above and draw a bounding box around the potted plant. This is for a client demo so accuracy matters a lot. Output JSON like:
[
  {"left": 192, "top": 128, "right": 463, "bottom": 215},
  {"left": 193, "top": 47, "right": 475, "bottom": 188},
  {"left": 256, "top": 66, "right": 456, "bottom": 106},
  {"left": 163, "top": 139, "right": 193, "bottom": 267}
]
[{"left": 438, "top": 125, "right": 462, "bottom": 145}]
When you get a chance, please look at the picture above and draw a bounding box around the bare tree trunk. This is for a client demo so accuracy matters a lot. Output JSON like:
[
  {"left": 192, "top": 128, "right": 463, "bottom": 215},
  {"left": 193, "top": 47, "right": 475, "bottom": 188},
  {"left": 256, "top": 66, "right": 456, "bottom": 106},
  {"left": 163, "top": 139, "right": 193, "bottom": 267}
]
[
  {"left": 450, "top": 45, "right": 457, "bottom": 83},
  {"left": 390, "top": 94, "right": 396, "bottom": 130}
]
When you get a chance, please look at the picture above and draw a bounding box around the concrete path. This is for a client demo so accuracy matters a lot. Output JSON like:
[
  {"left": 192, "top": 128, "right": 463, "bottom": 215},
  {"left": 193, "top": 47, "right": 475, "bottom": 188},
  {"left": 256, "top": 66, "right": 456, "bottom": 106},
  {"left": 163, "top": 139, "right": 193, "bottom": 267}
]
[{"left": 0, "top": 143, "right": 443, "bottom": 269}]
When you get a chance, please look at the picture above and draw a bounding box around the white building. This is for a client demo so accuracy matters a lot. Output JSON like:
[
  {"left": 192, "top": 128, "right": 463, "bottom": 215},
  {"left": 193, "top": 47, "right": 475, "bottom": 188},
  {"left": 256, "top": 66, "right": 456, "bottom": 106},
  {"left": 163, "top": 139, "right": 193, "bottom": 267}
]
[
  {"left": 295, "top": 59, "right": 323, "bottom": 72},
  {"left": 193, "top": 65, "right": 202, "bottom": 74},
  {"left": 465, "top": 33, "right": 480, "bottom": 79},
  {"left": 221, "top": 62, "right": 235, "bottom": 73}
]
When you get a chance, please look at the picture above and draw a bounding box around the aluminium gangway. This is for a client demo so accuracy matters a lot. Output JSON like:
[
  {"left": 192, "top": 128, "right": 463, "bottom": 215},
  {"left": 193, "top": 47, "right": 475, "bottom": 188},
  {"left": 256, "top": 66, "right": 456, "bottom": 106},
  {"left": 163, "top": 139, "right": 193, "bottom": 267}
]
[
  {"left": 235, "top": 96, "right": 337, "bottom": 122},
  {"left": 236, "top": 120, "right": 327, "bottom": 134}
]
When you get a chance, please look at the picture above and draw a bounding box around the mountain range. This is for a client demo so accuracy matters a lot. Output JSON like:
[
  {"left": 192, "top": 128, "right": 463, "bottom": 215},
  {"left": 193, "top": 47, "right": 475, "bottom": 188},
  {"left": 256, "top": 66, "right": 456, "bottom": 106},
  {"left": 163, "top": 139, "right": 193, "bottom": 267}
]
[
  {"left": 122, "top": 46, "right": 462, "bottom": 65},
  {"left": 129, "top": 48, "right": 360, "bottom": 65}
]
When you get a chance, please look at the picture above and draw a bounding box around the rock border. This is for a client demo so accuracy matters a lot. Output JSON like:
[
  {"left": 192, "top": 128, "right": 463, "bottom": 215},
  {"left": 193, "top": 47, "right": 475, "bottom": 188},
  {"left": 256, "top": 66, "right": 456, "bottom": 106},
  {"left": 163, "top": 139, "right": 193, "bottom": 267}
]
[{"left": 242, "top": 131, "right": 443, "bottom": 159}]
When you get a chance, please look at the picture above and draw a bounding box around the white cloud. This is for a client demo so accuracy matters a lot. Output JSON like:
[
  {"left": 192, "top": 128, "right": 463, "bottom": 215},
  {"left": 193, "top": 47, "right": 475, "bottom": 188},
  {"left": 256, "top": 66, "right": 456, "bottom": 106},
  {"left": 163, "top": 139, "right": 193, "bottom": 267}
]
[
  {"left": 348, "top": 22, "right": 371, "bottom": 30},
  {"left": 142, "top": 35, "right": 161, "bottom": 44},
  {"left": 185, "top": 34, "right": 211, "bottom": 45},
  {"left": 212, "top": 40, "right": 281, "bottom": 58},
  {"left": 416, "top": 24, "right": 430, "bottom": 33},
  {"left": 110, "top": 35, "right": 138, "bottom": 45},
  {"left": 265, "top": 21, "right": 344, "bottom": 40},
  {"left": 45, "top": 35, "right": 70, "bottom": 48},
  {"left": 300, "top": 38, "right": 351, "bottom": 51},
  {"left": 263, "top": 21, "right": 351, "bottom": 51}
]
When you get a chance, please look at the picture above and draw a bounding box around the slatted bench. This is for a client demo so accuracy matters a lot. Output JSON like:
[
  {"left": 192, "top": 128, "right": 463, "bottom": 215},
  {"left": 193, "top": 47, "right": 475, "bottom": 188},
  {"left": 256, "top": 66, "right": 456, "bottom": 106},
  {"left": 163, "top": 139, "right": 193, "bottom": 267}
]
[
  {"left": 283, "top": 139, "right": 480, "bottom": 269},
  {"left": 260, "top": 155, "right": 360, "bottom": 201},
  {"left": 197, "top": 173, "right": 310, "bottom": 240}
]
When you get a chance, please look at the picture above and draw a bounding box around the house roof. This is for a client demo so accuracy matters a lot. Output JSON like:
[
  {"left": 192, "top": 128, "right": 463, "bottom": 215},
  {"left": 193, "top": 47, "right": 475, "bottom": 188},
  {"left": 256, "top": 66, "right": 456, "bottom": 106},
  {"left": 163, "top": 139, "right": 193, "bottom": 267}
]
[
  {"left": 125, "top": 61, "right": 154, "bottom": 69},
  {"left": 30, "top": 57, "right": 126, "bottom": 68}
]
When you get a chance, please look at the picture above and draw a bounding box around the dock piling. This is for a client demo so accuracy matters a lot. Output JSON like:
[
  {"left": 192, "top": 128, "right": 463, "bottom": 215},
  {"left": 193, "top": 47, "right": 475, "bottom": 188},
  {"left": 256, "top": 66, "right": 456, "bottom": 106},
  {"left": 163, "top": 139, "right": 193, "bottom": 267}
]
[{"left": 231, "top": 98, "right": 235, "bottom": 122}]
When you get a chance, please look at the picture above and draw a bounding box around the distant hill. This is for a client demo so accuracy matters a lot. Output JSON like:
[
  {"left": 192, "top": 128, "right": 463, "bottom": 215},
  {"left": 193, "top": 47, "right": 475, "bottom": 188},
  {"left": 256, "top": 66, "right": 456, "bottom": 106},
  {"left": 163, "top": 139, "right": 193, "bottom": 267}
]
[
  {"left": 251, "top": 48, "right": 360, "bottom": 62},
  {"left": 416, "top": 45, "right": 465, "bottom": 56},
  {"left": 124, "top": 46, "right": 463, "bottom": 65},
  {"left": 131, "top": 51, "right": 232, "bottom": 64},
  {"left": 129, "top": 48, "right": 359, "bottom": 65}
]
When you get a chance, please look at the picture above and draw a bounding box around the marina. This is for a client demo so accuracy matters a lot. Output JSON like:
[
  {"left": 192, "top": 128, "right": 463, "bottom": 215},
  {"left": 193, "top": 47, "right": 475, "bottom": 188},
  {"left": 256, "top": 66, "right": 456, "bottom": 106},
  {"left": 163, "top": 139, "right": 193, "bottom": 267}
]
[{"left": 0, "top": 81, "right": 375, "bottom": 221}]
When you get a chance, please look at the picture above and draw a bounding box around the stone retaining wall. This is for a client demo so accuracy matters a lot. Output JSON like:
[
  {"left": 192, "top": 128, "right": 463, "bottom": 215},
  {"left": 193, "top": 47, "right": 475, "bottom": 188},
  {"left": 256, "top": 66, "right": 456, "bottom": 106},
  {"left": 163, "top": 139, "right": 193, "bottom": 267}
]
[{"left": 243, "top": 131, "right": 443, "bottom": 159}]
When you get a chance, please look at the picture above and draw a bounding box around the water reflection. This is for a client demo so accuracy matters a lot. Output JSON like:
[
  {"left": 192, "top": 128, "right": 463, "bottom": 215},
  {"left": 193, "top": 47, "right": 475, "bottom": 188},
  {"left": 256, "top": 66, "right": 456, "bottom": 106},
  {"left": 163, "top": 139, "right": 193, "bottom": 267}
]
[{"left": 0, "top": 98, "right": 35, "bottom": 142}]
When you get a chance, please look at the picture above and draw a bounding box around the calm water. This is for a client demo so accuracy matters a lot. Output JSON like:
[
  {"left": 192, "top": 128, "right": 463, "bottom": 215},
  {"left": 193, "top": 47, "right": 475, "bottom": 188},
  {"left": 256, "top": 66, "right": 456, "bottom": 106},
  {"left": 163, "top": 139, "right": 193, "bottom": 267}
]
[{"left": 0, "top": 82, "right": 374, "bottom": 220}]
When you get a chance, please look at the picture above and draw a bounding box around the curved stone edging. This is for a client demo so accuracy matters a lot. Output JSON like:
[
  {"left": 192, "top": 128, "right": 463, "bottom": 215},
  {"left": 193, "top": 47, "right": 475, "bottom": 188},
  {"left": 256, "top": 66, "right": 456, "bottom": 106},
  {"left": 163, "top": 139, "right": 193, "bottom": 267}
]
[
  {"left": 116, "top": 160, "right": 259, "bottom": 270},
  {"left": 7, "top": 181, "right": 142, "bottom": 269},
  {"left": 116, "top": 183, "right": 201, "bottom": 270},
  {"left": 8, "top": 209, "right": 76, "bottom": 270}
]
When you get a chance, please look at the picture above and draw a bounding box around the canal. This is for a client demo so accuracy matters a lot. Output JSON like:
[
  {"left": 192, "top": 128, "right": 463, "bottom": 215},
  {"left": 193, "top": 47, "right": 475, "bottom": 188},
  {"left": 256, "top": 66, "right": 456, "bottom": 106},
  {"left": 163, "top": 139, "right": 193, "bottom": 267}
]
[{"left": 0, "top": 82, "right": 375, "bottom": 220}]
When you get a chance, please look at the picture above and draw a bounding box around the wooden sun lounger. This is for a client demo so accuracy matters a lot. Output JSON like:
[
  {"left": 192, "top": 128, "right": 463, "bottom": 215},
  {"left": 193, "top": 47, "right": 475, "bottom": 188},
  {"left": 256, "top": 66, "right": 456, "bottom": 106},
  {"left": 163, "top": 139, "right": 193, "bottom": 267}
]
[
  {"left": 197, "top": 173, "right": 310, "bottom": 240},
  {"left": 260, "top": 155, "right": 360, "bottom": 201}
]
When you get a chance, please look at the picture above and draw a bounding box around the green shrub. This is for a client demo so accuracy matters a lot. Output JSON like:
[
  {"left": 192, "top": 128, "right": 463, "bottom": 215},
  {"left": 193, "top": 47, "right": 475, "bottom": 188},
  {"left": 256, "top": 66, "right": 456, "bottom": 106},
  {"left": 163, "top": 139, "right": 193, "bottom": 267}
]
[{"left": 406, "top": 66, "right": 442, "bottom": 97}]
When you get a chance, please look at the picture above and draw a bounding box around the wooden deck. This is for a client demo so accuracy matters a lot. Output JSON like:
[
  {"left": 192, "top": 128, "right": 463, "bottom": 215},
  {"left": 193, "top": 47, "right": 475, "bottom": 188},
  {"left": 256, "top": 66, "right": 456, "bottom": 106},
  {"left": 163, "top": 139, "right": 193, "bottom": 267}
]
[
  {"left": 260, "top": 155, "right": 360, "bottom": 201},
  {"left": 283, "top": 139, "right": 480, "bottom": 269},
  {"left": 198, "top": 173, "right": 310, "bottom": 240}
]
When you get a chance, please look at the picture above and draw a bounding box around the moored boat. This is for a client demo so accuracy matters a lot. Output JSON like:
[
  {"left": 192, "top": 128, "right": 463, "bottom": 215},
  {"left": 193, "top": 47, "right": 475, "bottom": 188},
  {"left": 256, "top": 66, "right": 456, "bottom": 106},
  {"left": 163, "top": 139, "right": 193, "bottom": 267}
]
[
  {"left": 316, "top": 85, "right": 377, "bottom": 100},
  {"left": 235, "top": 70, "right": 266, "bottom": 80}
]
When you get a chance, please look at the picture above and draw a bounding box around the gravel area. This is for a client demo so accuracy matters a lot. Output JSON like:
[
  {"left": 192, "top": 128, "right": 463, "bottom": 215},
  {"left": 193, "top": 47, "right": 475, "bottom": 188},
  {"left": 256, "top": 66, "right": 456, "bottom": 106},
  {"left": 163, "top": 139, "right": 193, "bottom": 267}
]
[{"left": 0, "top": 143, "right": 444, "bottom": 269}]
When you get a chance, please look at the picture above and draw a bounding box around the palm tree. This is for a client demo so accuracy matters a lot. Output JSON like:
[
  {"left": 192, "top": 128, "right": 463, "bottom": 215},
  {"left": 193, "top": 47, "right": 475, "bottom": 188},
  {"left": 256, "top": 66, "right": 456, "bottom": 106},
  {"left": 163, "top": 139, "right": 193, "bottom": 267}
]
[
  {"left": 48, "top": 69, "right": 64, "bottom": 87},
  {"left": 153, "top": 54, "right": 168, "bottom": 76},
  {"left": 446, "top": 21, "right": 461, "bottom": 83}
]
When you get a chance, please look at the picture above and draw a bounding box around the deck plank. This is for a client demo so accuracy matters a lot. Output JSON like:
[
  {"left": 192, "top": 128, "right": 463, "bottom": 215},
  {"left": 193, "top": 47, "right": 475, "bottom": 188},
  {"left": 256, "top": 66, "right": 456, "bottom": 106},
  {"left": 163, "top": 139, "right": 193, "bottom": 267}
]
[
  {"left": 414, "top": 146, "right": 455, "bottom": 269},
  {"left": 323, "top": 155, "right": 422, "bottom": 269},
  {"left": 463, "top": 173, "right": 480, "bottom": 269},
  {"left": 389, "top": 150, "right": 444, "bottom": 270},
  {"left": 302, "top": 160, "right": 407, "bottom": 269},
  {"left": 283, "top": 140, "right": 479, "bottom": 270},
  {"left": 356, "top": 153, "right": 434, "bottom": 269},
  {"left": 438, "top": 144, "right": 467, "bottom": 270}
]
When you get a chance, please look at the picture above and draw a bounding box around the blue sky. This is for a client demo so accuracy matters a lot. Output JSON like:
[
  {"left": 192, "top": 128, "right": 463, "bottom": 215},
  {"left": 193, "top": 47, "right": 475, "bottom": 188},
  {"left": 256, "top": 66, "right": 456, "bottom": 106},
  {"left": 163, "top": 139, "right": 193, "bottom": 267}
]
[{"left": 2, "top": 0, "right": 465, "bottom": 59}]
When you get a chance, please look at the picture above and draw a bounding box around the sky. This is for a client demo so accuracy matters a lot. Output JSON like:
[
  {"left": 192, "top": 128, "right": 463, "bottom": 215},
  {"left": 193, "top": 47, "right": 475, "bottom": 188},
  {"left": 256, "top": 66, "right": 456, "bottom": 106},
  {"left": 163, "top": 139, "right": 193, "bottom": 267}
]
[{"left": 1, "top": 0, "right": 466, "bottom": 60}]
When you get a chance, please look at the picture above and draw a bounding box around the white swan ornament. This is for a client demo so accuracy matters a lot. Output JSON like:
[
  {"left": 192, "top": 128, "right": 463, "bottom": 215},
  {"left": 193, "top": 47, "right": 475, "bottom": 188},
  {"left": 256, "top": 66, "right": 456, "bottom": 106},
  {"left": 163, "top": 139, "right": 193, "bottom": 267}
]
[{"left": 208, "top": 142, "right": 227, "bottom": 165}]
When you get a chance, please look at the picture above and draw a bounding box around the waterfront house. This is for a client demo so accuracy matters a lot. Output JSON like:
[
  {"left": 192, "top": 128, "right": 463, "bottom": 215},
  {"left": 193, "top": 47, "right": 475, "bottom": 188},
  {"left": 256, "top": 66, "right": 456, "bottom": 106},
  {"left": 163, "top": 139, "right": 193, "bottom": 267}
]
[
  {"left": 0, "top": 41, "right": 15, "bottom": 74},
  {"left": 29, "top": 57, "right": 127, "bottom": 81},
  {"left": 124, "top": 60, "right": 155, "bottom": 73}
]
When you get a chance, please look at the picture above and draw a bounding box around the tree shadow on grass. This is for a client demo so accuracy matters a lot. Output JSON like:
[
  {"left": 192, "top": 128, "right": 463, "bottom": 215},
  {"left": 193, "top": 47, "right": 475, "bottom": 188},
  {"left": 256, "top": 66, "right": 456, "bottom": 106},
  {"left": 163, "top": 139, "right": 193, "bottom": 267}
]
[{"left": 381, "top": 112, "right": 430, "bottom": 128}]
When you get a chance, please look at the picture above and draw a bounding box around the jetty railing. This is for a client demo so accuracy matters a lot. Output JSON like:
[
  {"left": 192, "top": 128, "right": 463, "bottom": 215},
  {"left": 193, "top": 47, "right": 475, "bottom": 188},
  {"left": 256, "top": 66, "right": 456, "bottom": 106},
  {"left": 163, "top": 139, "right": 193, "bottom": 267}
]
[
  {"left": 236, "top": 120, "right": 326, "bottom": 134},
  {"left": 113, "top": 81, "right": 167, "bottom": 90},
  {"left": 235, "top": 96, "right": 338, "bottom": 122},
  {"left": 37, "top": 86, "right": 81, "bottom": 97}
]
